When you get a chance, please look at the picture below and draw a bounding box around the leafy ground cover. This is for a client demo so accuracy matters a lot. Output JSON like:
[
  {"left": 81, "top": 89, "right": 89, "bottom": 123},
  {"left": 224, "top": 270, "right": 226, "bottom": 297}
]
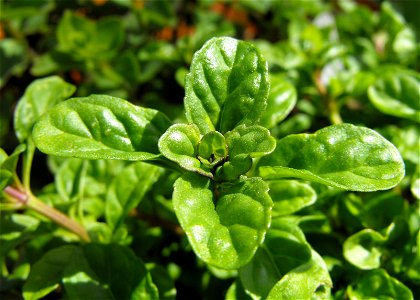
[{"left": 1, "top": 1, "right": 419, "bottom": 299}]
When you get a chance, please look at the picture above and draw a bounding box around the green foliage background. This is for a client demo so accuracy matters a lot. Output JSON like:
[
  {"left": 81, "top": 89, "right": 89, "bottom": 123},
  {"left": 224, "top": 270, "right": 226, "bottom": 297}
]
[{"left": 1, "top": 0, "right": 419, "bottom": 299}]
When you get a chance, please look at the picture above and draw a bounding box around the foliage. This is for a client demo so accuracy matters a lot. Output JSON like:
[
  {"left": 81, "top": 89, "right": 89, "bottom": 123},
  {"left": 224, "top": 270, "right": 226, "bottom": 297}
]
[{"left": 1, "top": 1, "right": 419, "bottom": 299}]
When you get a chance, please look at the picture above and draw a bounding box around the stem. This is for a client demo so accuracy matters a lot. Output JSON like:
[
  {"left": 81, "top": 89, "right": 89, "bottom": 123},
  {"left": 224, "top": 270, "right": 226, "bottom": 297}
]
[
  {"left": 327, "top": 97, "right": 343, "bottom": 125},
  {"left": 76, "top": 160, "right": 88, "bottom": 225},
  {"left": 313, "top": 69, "right": 343, "bottom": 125},
  {"left": 3, "top": 186, "right": 28, "bottom": 204},
  {"left": 3, "top": 186, "right": 91, "bottom": 243},
  {"left": 22, "top": 138, "right": 36, "bottom": 189}
]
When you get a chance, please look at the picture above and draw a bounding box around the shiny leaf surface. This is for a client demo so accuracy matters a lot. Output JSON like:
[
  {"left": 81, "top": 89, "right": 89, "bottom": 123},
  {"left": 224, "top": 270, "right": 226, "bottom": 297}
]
[
  {"left": 173, "top": 173, "right": 272, "bottom": 269},
  {"left": 32, "top": 95, "right": 171, "bottom": 160},
  {"left": 225, "top": 125, "right": 276, "bottom": 158},
  {"left": 14, "top": 76, "right": 75, "bottom": 142},
  {"left": 260, "top": 75, "right": 297, "bottom": 129},
  {"left": 23, "top": 244, "right": 159, "bottom": 300},
  {"left": 347, "top": 269, "right": 413, "bottom": 300},
  {"left": 184, "top": 37, "right": 269, "bottom": 134},
  {"left": 158, "top": 124, "right": 211, "bottom": 177},
  {"left": 105, "top": 162, "right": 162, "bottom": 231},
  {"left": 239, "top": 218, "right": 313, "bottom": 298},
  {"left": 266, "top": 251, "right": 332, "bottom": 300},
  {"left": 268, "top": 180, "right": 316, "bottom": 216},
  {"left": 343, "top": 229, "right": 386, "bottom": 270},
  {"left": 259, "top": 124, "right": 405, "bottom": 191},
  {"left": 368, "top": 72, "right": 420, "bottom": 123}
]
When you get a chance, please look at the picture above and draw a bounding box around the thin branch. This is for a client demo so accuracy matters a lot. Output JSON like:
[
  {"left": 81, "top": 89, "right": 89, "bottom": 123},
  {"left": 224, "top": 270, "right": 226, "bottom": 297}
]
[{"left": 3, "top": 186, "right": 91, "bottom": 243}]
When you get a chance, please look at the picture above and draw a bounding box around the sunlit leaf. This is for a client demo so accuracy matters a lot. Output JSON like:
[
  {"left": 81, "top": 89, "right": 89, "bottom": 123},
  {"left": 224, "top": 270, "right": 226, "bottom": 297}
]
[
  {"left": 347, "top": 269, "right": 413, "bottom": 300},
  {"left": 14, "top": 76, "right": 75, "bottom": 142},
  {"left": 173, "top": 173, "right": 272, "bottom": 269},
  {"left": 33, "top": 95, "right": 171, "bottom": 161},
  {"left": 368, "top": 72, "right": 420, "bottom": 123},
  {"left": 268, "top": 180, "right": 316, "bottom": 216},
  {"left": 259, "top": 124, "right": 405, "bottom": 191},
  {"left": 343, "top": 229, "right": 386, "bottom": 270},
  {"left": 184, "top": 37, "right": 269, "bottom": 134}
]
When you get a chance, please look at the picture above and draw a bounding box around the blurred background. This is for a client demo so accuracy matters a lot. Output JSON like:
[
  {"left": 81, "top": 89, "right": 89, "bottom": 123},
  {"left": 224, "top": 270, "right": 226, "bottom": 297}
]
[
  {"left": 0, "top": 1, "right": 419, "bottom": 299},
  {"left": 1, "top": 0, "right": 418, "bottom": 150}
]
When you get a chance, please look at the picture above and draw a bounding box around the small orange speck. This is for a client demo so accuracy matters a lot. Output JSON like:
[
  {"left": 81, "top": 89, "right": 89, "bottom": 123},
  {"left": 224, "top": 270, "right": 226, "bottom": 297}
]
[
  {"left": 156, "top": 27, "right": 174, "bottom": 41},
  {"left": 176, "top": 21, "right": 195, "bottom": 39},
  {"left": 210, "top": 2, "right": 226, "bottom": 14},
  {"left": 225, "top": 6, "right": 248, "bottom": 25},
  {"left": 244, "top": 23, "right": 257, "bottom": 39},
  {"left": 92, "top": 0, "right": 107, "bottom": 6},
  {"left": 75, "top": 8, "right": 88, "bottom": 16},
  {"left": 0, "top": 24, "right": 5, "bottom": 40},
  {"left": 69, "top": 70, "right": 83, "bottom": 84},
  {"left": 133, "top": 0, "right": 144, "bottom": 9}
]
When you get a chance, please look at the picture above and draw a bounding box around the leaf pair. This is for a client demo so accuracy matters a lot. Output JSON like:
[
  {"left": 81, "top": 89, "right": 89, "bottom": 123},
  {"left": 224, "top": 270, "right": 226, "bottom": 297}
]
[{"left": 158, "top": 123, "right": 275, "bottom": 180}]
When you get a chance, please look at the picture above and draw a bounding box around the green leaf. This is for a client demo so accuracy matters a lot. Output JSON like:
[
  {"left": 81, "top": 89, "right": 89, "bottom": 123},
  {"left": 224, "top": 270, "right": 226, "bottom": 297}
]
[
  {"left": 23, "top": 245, "right": 82, "bottom": 300},
  {"left": 105, "top": 161, "right": 162, "bottom": 231},
  {"left": 239, "top": 218, "right": 312, "bottom": 298},
  {"left": 266, "top": 250, "right": 332, "bottom": 300},
  {"left": 61, "top": 246, "right": 113, "bottom": 300},
  {"left": 14, "top": 76, "right": 76, "bottom": 142},
  {"left": 215, "top": 155, "right": 253, "bottom": 182},
  {"left": 0, "top": 144, "right": 26, "bottom": 190},
  {"left": 78, "top": 244, "right": 159, "bottom": 300},
  {"left": 239, "top": 247, "right": 280, "bottom": 299},
  {"left": 173, "top": 173, "right": 272, "bottom": 269},
  {"left": 53, "top": 158, "right": 126, "bottom": 206},
  {"left": 225, "top": 125, "right": 276, "bottom": 158},
  {"left": 0, "top": 148, "right": 7, "bottom": 165},
  {"left": 0, "top": 213, "right": 40, "bottom": 258},
  {"left": 379, "top": 125, "right": 420, "bottom": 164},
  {"left": 198, "top": 131, "right": 227, "bottom": 162},
  {"left": 268, "top": 180, "right": 316, "bottom": 216},
  {"left": 158, "top": 123, "right": 212, "bottom": 177},
  {"left": 360, "top": 192, "right": 405, "bottom": 229},
  {"left": 0, "top": 38, "right": 28, "bottom": 88},
  {"left": 55, "top": 158, "right": 88, "bottom": 203},
  {"left": 368, "top": 72, "right": 420, "bottom": 123},
  {"left": 260, "top": 76, "right": 297, "bottom": 129},
  {"left": 411, "top": 165, "right": 420, "bottom": 200},
  {"left": 347, "top": 269, "right": 413, "bottom": 300},
  {"left": 146, "top": 263, "right": 177, "bottom": 300},
  {"left": 393, "top": 27, "right": 417, "bottom": 61},
  {"left": 32, "top": 95, "right": 171, "bottom": 160},
  {"left": 271, "top": 113, "right": 311, "bottom": 139},
  {"left": 23, "top": 244, "right": 159, "bottom": 300},
  {"left": 258, "top": 124, "right": 405, "bottom": 191},
  {"left": 225, "top": 280, "right": 253, "bottom": 300},
  {"left": 0, "top": 169, "right": 12, "bottom": 191},
  {"left": 184, "top": 37, "right": 269, "bottom": 134},
  {"left": 384, "top": 217, "right": 411, "bottom": 248},
  {"left": 343, "top": 229, "right": 386, "bottom": 270},
  {"left": 57, "top": 11, "right": 124, "bottom": 61}
]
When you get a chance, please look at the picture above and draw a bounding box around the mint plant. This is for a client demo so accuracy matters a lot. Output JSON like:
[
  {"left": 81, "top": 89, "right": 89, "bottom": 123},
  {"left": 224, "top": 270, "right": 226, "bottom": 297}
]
[{"left": 1, "top": 36, "right": 411, "bottom": 299}]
